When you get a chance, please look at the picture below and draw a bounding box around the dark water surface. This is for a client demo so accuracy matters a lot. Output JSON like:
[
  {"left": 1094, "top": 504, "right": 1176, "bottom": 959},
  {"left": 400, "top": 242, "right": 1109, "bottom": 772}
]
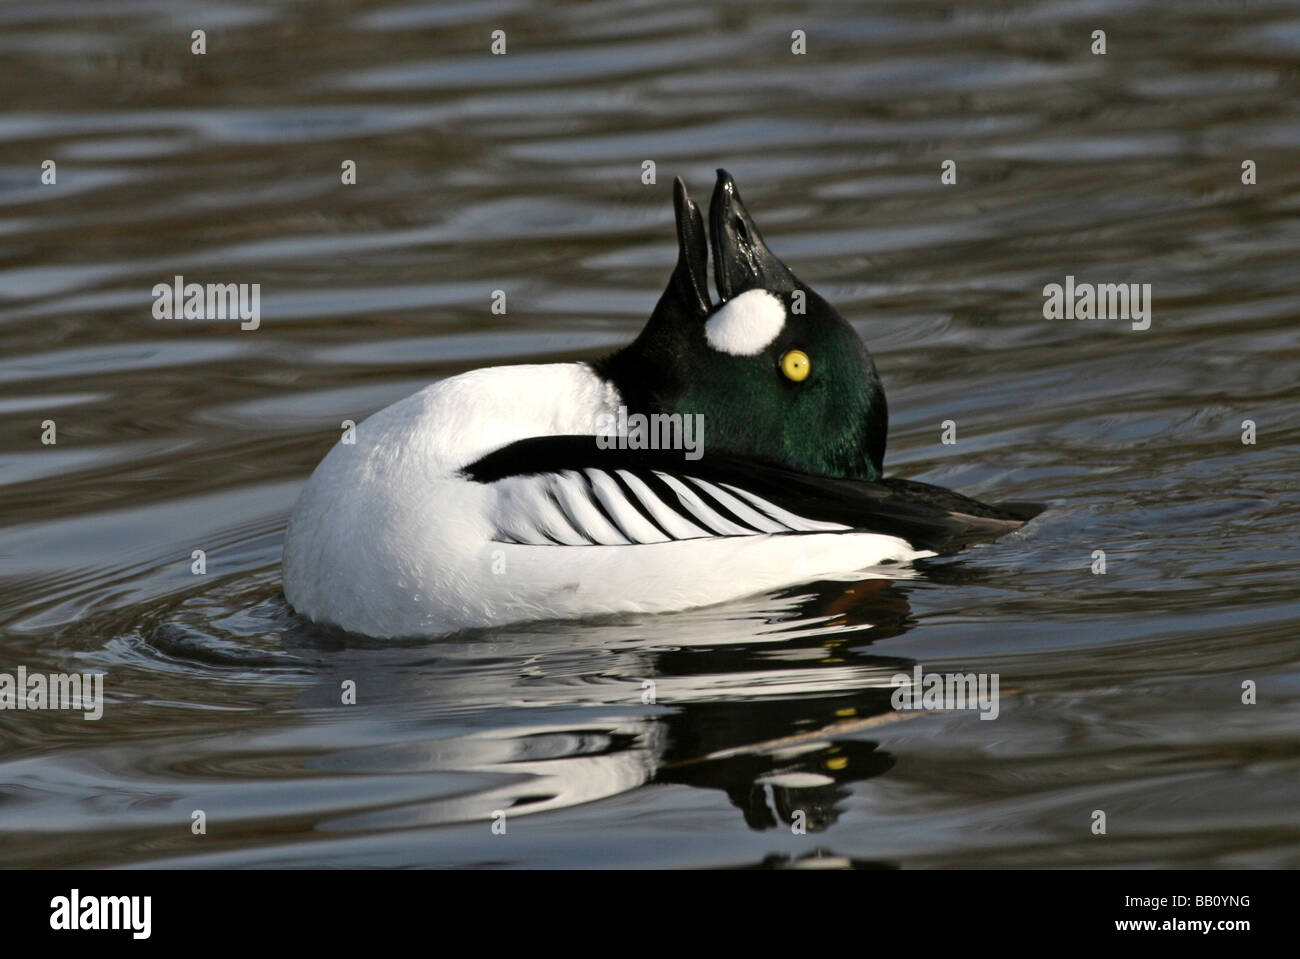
[{"left": 1, "top": 0, "right": 1298, "bottom": 867}]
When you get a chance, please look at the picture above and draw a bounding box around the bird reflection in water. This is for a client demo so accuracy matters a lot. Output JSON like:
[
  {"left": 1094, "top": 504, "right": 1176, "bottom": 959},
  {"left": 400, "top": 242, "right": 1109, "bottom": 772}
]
[{"left": 284, "top": 574, "right": 935, "bottom": 836}]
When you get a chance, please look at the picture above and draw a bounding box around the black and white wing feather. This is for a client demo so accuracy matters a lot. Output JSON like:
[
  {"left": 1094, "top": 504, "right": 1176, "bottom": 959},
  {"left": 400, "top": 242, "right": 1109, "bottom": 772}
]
[
  {"left": 463, "top": 436, "right": 1039, "bottom": 551},
  {"left": 486, "top": 466, "right": 853, "bottom": 546}
]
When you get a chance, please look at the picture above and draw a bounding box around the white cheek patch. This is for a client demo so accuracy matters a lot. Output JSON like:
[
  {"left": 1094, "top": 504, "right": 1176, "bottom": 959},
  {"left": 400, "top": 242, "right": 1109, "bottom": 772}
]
[{"left": 704, "top": 289, "right": 786, "bottom": 356}]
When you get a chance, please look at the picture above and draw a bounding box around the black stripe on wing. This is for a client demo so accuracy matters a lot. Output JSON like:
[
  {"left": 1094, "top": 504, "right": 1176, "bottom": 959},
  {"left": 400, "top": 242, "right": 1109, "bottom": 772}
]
[{"left": 462, "top": 435, "right": 1041, "bottom": 551}]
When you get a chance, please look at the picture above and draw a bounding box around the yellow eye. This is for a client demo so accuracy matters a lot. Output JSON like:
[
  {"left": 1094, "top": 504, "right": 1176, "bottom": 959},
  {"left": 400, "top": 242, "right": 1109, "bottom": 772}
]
[{"left": 780, "top": 349, "right": 811, "bottom": 382}]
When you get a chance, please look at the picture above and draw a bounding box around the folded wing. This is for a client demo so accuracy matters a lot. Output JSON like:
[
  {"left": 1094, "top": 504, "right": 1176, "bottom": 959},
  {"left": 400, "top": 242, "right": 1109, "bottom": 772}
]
[{"left": 462, "top": 435, "right": 1039, "bottom": 552}]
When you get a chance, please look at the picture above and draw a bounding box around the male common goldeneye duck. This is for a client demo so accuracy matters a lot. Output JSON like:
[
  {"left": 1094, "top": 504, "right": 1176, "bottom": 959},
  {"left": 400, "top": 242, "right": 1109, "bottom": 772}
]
[{"left": 282, "top": 170, "right": 1039, "bottom": 639}]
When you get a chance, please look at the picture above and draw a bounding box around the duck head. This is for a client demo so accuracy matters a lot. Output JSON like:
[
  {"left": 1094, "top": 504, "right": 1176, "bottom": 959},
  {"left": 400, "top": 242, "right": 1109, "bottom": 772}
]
[{"left": 596, "top": 170, "right": 888, "bottom": 481}]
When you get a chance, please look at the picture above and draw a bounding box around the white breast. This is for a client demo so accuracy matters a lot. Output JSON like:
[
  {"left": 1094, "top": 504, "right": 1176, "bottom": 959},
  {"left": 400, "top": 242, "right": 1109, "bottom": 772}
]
[{"left": 282, "top": 363, "right": 622, "bottom": 635}]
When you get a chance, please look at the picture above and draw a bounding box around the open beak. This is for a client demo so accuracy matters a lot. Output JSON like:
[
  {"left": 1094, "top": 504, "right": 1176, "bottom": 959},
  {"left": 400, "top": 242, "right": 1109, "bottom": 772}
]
[
  {"left": 671, "top": 176, "right": 711, "bottom": 316},
  {"left": 708, "top": 169, "right": 799, "bottom": 301}
]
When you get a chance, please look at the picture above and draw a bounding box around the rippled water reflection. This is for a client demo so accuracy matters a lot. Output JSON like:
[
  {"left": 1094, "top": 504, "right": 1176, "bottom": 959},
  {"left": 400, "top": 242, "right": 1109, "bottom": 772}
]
[{"left": 1, "top": 0, "right": 1298, "bottom": 867}]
